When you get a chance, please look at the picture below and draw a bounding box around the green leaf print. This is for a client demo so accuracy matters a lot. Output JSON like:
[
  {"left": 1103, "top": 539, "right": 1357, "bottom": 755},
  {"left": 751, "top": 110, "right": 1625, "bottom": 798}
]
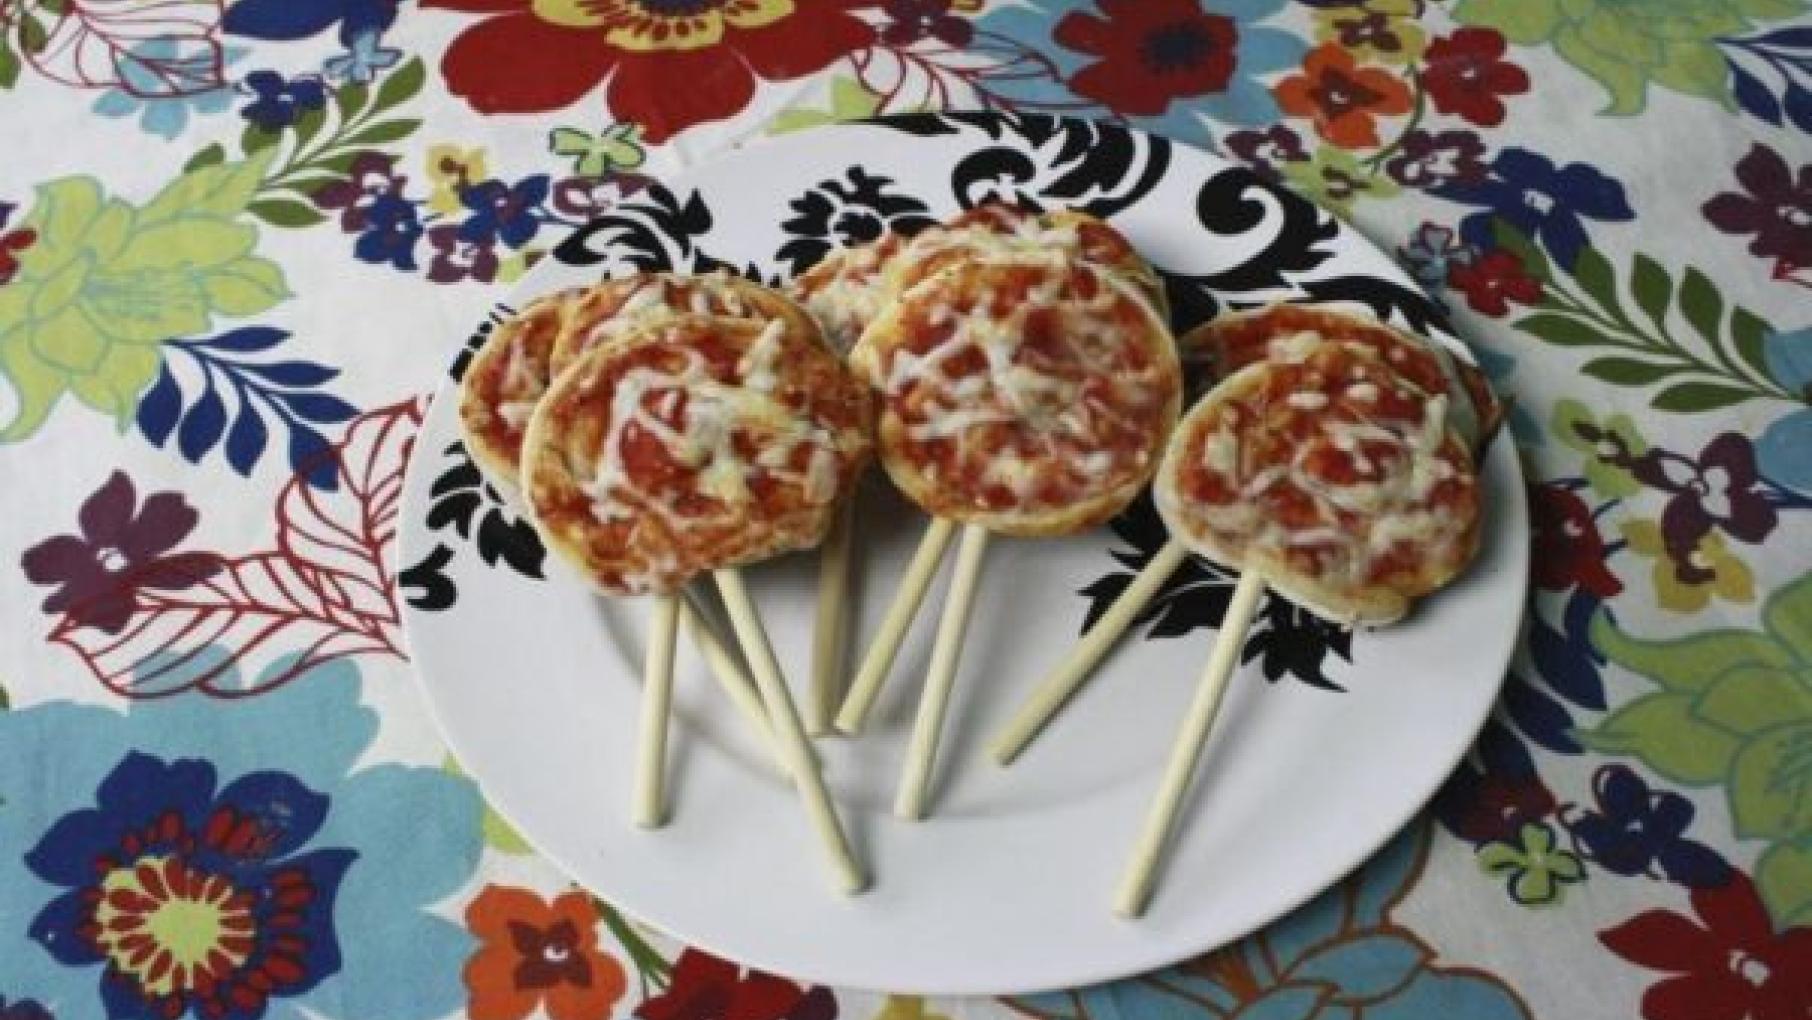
[
  {"left": 1586, "top": 573, "right": 1812, "bottom": 925},
  {"left": 1501, "top": 227, "right": 1801, "bottom": 411}
]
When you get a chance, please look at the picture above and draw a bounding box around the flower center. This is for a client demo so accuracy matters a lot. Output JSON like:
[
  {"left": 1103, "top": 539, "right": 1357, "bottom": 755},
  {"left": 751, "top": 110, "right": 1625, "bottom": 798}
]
[
  {"left": 1783, "top": 204, "right": 1810, "bottom": 228},
  {"left": 1522, "top": 190, "right": 1555, "bottom": 216},
  {"left": 1728, "top": 950, "right": 1771, "bottom": 986},
  {"left": 1312, "top": 69, "right": 1384, "bottom": 118},
  {"left": 1140, "top": 22, "right": 1212, "bottom": 72},
  {"left": 544, "top": 942, "right": 573, "bottom": 963},
  {"left": 92, "top": 856, "right": 255, "bottom": 998},
  {"left": 97, "top": 547, "right": 128, "bottom": 572}
]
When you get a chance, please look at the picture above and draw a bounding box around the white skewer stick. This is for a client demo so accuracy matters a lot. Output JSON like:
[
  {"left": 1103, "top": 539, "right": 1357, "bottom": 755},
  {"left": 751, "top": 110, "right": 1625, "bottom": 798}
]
[
  {"left": 714, "top": 568, "right": 867, "bottom": 894},
  {"left": 808, "top": 501, "right": 857, "bottom": 736},
  {"left": 836, "top": 517, "right": 959, "bottom": 735},
  {"left": 894, "top": 524, "right": 992, "bottom": 821},
  {"left": 677, "top": 601, "right": 783, "bottom": 767},
  {"left": 1115, "top": 568, "right": 1266, "bottom": 918},
  {"left": 991, "top": 540, "right": 1190, "bottom": 765},
  {"left": 633, "top": 594, "right": 681, "bottom": 827}
]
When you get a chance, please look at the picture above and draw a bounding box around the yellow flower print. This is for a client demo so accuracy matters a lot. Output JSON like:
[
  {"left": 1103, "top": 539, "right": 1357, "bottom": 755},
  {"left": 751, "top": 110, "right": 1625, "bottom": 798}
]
[
  {"left": 872, "top": 995, "right": 953, "bottom": 1020},
  {"left": 531, "top": 0, "right": 794, "bottom": 52},
  {"left": 425, "top": 144, "right": 488, "bottom": 216},
  {"left": 1622, "top": 519, "right": 1755, "bottom": 613}
]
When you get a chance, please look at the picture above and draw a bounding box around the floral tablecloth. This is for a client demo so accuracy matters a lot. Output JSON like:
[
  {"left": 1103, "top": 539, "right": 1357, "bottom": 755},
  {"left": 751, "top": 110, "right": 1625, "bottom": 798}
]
[{"left": 2, "top": 0, "right": 1811, "bottom": 1018}]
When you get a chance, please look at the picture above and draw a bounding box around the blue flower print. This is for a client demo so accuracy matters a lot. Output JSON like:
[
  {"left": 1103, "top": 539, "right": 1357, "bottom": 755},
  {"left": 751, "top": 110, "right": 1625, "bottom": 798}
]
[
  {"left": 91, "top": 42, "right": 245, "bottom": 140},
  {"left": 1757, "top": 327, "right": 1812, "bottom": 491},
  {"left": 239, "top": 71, "right": 328, "bottom": 131},
  {"left": 457, "top": 176, "right": 549, "bottom": 249},
  {"left": 324, "top": 29, "right": 403, "bottom": 84},
  {"left": 1009, "top": 821, "right": 1531, "bottom": 1020},
  {"left": 223, "top": 0, "right": 400, "bottom": 45},
  {"left": 1440, "top": 147, "right": 1635, "bottom": 269},
  {"left": 27, "top": 752, "right": 354, "bottom": 1020},
  {"left": 0, "top": 656, "right": 483, "bottom": 1020},
  {"left": 977, "top": 0, "right": 1306, "bottom": 149},
  {"left": 1566, "top": 765, "right": 1732, "bottom": 888},
  {"left": 354, "top": 192, "right": 424, "bottom": 270}
]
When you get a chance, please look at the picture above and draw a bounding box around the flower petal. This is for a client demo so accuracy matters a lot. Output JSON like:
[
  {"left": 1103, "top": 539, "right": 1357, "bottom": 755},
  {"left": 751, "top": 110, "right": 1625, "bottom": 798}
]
[
  {"left": 606, "top": 48, "right": 755, "bottom": 144},
  {"left": 1691, "top": 873, "right": 1775, "bottom": 950},
  {"left": 79, "top": 471, "right": 137, "bottom": 545},
  {"left": 1645, "top": 972, "right": 1751, "bottom": 1020},
  {"left": 1599, "top": 909, "right": 1718, "bottom": 972},
  {"left": 441, "top": 12, "right": 618, "bottom": 114}
]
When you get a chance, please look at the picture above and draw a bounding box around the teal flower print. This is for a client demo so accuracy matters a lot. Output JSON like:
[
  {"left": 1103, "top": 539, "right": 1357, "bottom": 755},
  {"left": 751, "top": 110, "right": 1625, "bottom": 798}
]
[
  {"left": 91, "top": 42, "right": 245, "bottom": 141},
  {"left": 0, "top": 655, "right": 483, "bottom": 1020}
]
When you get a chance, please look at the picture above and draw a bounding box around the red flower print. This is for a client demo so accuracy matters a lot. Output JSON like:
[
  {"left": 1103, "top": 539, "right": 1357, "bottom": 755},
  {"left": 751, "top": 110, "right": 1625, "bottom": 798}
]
[
  {"left": 1529, "top": 483, "right": 1623, "bottom": 598},
  {"left": 1053, "top": 0, "right": 1239, "bottom": 116},
  {"left": 1448, "top": 249, "right": 1542, "bottom": 316},
  {"left": 20, "top": 472, "right": 220, "bottom": 634},
  {"left": 1600, "top": 873, "right": 1812, "bottom": 1020},
  {"left": 427, "top": 0, "right": 876, "bottom": 143},
  {"left": 1273, "top": 43, "right": 1413, "bottom": 148},
  {"left": 1419, "top": 28, "right": 1529, "bottom": 128},
  {"left": 636, "top": 949, "right": 835, "bottom": 1020},
  {"left": 464, "top": 886, "right": 627, "bottom": 1020},
  {"left": 0, "top": 225, "right": 36, "bottom": 285},
  {"left": 881, "top": 0, "right": 972, "bottom": 47}
]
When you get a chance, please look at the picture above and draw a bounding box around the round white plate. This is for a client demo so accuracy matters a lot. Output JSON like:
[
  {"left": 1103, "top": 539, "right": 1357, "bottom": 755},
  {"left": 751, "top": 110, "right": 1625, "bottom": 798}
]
[{"left": 398, "top": 112, "right": 1528, "bottom": 996}]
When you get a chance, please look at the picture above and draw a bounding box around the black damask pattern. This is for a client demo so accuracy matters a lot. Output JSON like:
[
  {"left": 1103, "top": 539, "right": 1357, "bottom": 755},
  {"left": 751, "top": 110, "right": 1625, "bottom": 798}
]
[
  {"left": 399, "top": 441, "right": 546, "bottom": 613},
  {"left": 553, "top": 183, "right": 714, "bottom": 271},
  {"left": 776, "top": 167, "right": 937, "bottom": 275}
]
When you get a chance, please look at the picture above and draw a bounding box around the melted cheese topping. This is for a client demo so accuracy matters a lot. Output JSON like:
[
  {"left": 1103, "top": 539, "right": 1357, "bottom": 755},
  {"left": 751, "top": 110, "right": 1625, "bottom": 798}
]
[
  {"left": 1159, "top": 341, "right": 1479, "bottom": 613},
  {"left": 865, "top": 258, "right": 1178, "bottom": 529},
  {"left": 526, "top": 316, "right": 872, "bottom": 594}
]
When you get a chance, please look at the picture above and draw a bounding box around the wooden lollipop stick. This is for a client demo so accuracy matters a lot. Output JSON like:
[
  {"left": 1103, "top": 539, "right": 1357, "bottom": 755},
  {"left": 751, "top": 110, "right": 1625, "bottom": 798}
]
[
  {"left": 836, "top": 517, "right": 959, "bottom": 735},
  {"left": 1116, "top": 568, "right": 1266, "bottom": 918},
  {"left": 633, "top": 594, "right": 681, "bottom": 828},
  {"left": 894, "top": 524, "right": 992, "bottom": 821},
  {"left": 714, "top": 568, "right": 867, "bottom": 894},
  {"left": 677, "top": 600, "right": 783, "bottom": 767},
  {"left": 991, "top": 539, "right": 1190, "bottom": 766},
  {"left": 808, "top": 501, "right": 857, "bottom": 736}
]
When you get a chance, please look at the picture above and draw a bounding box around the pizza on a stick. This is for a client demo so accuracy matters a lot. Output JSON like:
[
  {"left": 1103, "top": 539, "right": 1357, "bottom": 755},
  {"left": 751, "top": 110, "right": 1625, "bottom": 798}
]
[
  {"left": 844, "top": 254, "right": 1181, "bottom": 817},
  {"left": 456, "top": 271, "right": 824, "bottom": 827},
  {"left": 991, "top": 303, "right": 1498, "bottom": 766},
  {"left": 522, "top": 313, "right": 873, "bottom": 891},
  {"left": 1114, "top": 335, "right": 1483, "bottom": 917}
]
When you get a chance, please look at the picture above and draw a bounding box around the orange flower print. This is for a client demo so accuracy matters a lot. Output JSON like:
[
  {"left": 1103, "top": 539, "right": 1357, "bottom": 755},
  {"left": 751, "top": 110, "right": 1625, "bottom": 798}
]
[
  {"left": 1273, "top": 43, "right": 1412, "bottom": 149},
  {"left": 464, "top": 885, "right": 628, "bottom": 1020}
]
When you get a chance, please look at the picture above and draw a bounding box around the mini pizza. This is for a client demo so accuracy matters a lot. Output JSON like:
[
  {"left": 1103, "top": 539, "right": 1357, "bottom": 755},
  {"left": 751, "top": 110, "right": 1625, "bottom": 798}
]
[
  {"left": 1155, "top": 340, "right": 1482, "bottom": 626},
  {"left": 892, "top": 204, "right": 1169, "bottom": 319},
  {"left": 459, "top": 272, "right": 820, "bottom": 489},
  {"left": 521, "top": 315, "right": 874, "bottom": 596},
  {"left": 549, "top": 270, "right": 821, "bottom": 374},
  {"left": 1180, "top": 304, "right": 1503, "bottom": 453},
  {"left": 457, "top": 285, "right": 588, "bottom": 484},
  {"left": 852, "top": 256, "right": 1181, "bottom": 537}
]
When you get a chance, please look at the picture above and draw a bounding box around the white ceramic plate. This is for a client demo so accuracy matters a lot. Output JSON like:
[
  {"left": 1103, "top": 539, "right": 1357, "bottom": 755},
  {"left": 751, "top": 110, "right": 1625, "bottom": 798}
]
[{"left": 398, "top": 112, "right": 1528, "bottom": 996}]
